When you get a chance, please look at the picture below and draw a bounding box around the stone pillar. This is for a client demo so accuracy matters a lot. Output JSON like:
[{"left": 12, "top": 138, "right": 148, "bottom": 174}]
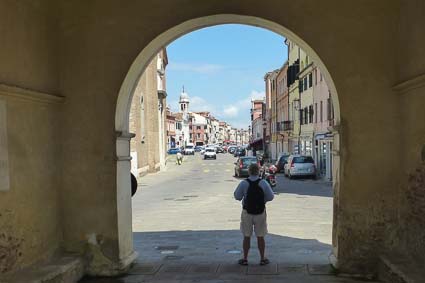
[
  {"left": 330, "top": 125, "right": 341, "bottom": 269},
  {"left": 86, "top": 132, "right": 138, "bottom": 276}
]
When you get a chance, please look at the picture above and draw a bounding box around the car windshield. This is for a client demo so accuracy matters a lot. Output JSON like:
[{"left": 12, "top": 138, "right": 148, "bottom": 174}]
[
  {"left": 293, "top": 156, "right": 314, "bottom": 163},
  {"left": 279, "top": 155, "right": 289, "bottom": 162},
  {"left": 206, "top": 148, "right": 215, "bottom": 152},
  {"left": 241, "top": 158, "right": 257, "bottom": 165},
  {"left": 186, "top": 146, "right": 193, "bottom": 149}
]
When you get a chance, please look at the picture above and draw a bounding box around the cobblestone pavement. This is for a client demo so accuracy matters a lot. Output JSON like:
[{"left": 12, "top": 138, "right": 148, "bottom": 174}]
[{"left": 80, "top": 153, "right": 376, "bottom": 283}]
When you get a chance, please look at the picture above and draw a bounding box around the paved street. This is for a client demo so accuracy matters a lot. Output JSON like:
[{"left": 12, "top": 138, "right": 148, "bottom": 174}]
[
  {"left": 132, "top": 153, "right": 333, "bottom": 264},
  {"left": 81, "top": 153, "right": 376, "bottom": 282}
]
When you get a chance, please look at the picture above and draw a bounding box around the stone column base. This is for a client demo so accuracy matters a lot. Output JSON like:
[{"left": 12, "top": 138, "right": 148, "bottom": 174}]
[{"left": 85, "top": 248, "right": 138, "bottom": 277}]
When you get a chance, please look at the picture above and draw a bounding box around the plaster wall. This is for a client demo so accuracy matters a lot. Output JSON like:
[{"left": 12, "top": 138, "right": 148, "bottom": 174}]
[
  {"left": 396, "top": 0, "right": 425, "bottom": 263},
  {"left": 129, "top": 56, "right": 162, "bottom": 176},
  {"left": 0, "top": 87, "right": 63, "bottom": 273},
  {"left": 314, "top": 67, "right": 331, "bottom": 133},
  {"left": 0, "top": 0, "right": 59, "bottom": 93},
  {"left": 0, "top": 1, "right": 62, "bottom": 274}
]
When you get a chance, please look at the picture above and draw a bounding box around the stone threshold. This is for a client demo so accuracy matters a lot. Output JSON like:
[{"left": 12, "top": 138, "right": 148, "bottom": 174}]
[
  {"left": 379, "top": 254, "right": 424, "bottom": 283},
  {"left": 0, "top": 254, "right": 84, "bottom": 283}
]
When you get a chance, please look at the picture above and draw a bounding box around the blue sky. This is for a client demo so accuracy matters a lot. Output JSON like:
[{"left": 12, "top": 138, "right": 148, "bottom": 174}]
[{"left": 166, "top": 24, "right": 287, "bottom": 129}]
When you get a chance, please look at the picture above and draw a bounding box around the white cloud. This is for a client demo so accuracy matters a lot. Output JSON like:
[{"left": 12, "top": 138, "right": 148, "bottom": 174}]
[
  {"left": 168, "top": 62, "right": 225, "bottom": 74},
  {"left": 190, "top": 96, "right": 217, "bottom": 113},
  {"left": 222, "top": 105, "right": 239, "bottom": 117},
  {"left": 218, "top": 89, "right": 265, "bottom": 127},
  {"left": 240, "top": 90, "right": 265, "bottom": 108},
  {"left": 249, "top": 90, "right": 266, "bottom": 100}
]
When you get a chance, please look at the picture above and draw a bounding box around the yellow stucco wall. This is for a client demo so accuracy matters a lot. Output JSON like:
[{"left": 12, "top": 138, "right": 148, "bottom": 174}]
[
  {"left": 0, "top": 1, "right": 62, "bottom": 273},
  {"left": 0, "top": 87, "right": 63, "bottom": 272}
]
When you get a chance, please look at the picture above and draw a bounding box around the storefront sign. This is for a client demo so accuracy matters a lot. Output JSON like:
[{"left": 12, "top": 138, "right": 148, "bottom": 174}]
[{"left": 0, "top": 100, "right": 9, "bottom": 191}]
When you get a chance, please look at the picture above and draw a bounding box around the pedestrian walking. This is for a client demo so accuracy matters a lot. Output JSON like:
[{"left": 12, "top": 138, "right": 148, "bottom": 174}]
[{"left": 234, "top": 163, "right": 274, "bottom": 266}]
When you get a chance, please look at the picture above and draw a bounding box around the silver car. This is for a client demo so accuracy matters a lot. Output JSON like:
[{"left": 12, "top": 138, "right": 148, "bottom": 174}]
[{"left": 284, "top": 155, "right": 316, "bottom": 179}]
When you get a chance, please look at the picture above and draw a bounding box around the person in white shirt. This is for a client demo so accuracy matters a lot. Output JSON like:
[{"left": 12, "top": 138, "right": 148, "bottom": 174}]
[
  {"left": 234, "top": 163, "right": 274, "bottom": 265},
  {"left": 176, "top": 152, "right": 183, "bottom": 165}
]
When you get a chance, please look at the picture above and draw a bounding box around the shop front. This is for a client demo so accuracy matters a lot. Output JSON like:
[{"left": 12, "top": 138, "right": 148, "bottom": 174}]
[{"left": 314, "top": 133, "right": 333, "bottom": 181}]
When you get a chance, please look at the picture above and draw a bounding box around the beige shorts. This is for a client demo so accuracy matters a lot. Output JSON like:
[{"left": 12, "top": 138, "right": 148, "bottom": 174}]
[{"left": 240, "top": 209, "right": 268, "bottom": 237}]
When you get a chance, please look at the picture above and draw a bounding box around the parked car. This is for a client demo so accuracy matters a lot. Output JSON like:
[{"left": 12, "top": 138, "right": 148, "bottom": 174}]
[
  {"left": 234, "top": 156, "right": 258, "bottom": 177},
  {"left": 183, "top": 143, "right": 195, "bottom": 155},
  {"left": 228, "top": 146, "right": 237, "bottom": 154},
  {"left": 216, "top": 146, "right": 225, "bottom": 153},
  {"left": 284, "top": 155, "right": 316, "bottom": 179},
  {"left": 204, "top": 147, "right": 217, "bottom": 159},
  {"left": 234, "top": 147, "right": 246, "bottom": 157},
  {"left": 195, "top": 145, "right": 203, "bottom": 152},
  {"left": 275, "top": 154, "right": 290, "bottom": 173},
  {"left": 167, "top": 148, "right": 181, "bottom": 154}
]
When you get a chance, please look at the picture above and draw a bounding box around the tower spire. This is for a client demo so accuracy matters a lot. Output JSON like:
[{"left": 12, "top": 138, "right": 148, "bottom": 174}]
[{"left": 182, "top": 85, "right": 185, "bottom": 93}]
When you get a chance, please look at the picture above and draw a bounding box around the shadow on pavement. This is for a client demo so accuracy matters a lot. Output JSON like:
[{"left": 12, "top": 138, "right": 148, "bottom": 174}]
[
  {"left": 132, "top": 230, "right": 331, "bottom": 265},
  {"left": 79, "top": 230, "right": 333, "bottom": 282},
  {"left": 273, "top": 174, "right": 333, "bottom": 198}
]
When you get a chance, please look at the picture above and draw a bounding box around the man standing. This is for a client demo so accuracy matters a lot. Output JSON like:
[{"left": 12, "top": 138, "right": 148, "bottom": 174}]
[{"left": 234, "top": 163, "right": 274, "bottom": 265}]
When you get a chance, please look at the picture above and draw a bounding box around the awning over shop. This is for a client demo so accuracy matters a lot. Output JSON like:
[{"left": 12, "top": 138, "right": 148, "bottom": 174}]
[{"left": 250, "top": 138, "right": 263, "bottom": 149}]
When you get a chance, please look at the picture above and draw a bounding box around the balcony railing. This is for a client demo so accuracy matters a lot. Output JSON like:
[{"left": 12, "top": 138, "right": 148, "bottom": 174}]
[{"left": 275, "top": 121, "right": 293, "bottom": 132}]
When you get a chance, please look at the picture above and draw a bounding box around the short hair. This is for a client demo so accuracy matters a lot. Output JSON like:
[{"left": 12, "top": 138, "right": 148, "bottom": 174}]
[{"left": 248, "top": 163, "right": 259, "bottom": 176}]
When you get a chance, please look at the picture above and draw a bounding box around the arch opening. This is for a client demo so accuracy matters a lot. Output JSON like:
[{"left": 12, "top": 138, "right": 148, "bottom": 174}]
[{"left": 115, "top": 14, "right": 342, "bottom": 269}]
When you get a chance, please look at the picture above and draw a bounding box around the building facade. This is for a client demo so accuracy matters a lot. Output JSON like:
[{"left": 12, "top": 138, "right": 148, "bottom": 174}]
[
  {"left": 276, "top": 63, "right": 289, "bottom": 156},
  {"left": 250, "top": 98, "right": 266, "bottom": 152},
  {"left": 166, "top": 107, "right": 176, "bottom": 150},
  {"left": 313, "top": 65, "right": 334, "bottom": 180},
  {"left": 129, "top": 48, "right": 168, "bottom": 176},
  {"left": 298, "top": 53, "right": 314, "bottom": 156},
  {"left": 263, "top": 41, "right": 334, "bottom": 180},
  {"left": 285, "top": 39, "right": 301, "bottom": 154},
  {"left": 265, "top": 70, "right": 280, "bottom": 161}
]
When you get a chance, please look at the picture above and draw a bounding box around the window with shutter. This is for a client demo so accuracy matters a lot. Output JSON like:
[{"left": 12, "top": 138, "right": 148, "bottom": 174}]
[
  {"left": 304, "top": 77, "right": 307, "bottom": 91},
  {"left": 309, "top": 73, "right": 313, "bottom": 88},
  {"left": 304, "top": 107, "right": 308, "bottom": 124},
  {"left": 309, "top": 105, "right": 314, "bottom": 123},
  {"left": 300, "top": 109, "right": 304, "bottom": 125}
]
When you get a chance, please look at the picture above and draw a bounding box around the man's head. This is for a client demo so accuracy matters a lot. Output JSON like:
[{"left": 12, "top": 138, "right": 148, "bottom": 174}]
[{"left": 248, "top": 163, "right": 260, "bottom": 176}]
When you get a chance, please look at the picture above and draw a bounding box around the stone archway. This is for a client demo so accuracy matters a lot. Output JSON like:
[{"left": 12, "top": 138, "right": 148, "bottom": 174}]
[{"left": 115, "top": 14, "right": 342, "bottom": 272}]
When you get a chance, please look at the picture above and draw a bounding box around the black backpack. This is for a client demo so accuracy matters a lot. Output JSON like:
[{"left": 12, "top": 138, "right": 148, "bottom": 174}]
[{"left": 243, "top": 179, "right": 265, "bottom": 215}]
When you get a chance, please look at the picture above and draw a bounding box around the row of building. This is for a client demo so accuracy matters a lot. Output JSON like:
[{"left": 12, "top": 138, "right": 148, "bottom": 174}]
[
  {"left": 165, "top": 90, "right": 250, "bottom": 150},
  {"left": 250, "top": 39, "right": 335, "bottom": 180},
  {"left": 129, "top": 48, "right": 249, "bottom": 177}
]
